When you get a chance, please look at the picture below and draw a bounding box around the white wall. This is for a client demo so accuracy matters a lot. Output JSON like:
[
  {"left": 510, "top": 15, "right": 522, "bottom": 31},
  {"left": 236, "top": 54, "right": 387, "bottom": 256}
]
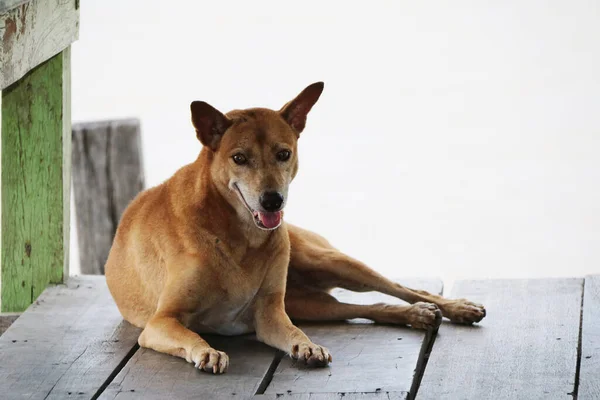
[{"left": 70, "top": 1, "right": 600, "bottom": 284}]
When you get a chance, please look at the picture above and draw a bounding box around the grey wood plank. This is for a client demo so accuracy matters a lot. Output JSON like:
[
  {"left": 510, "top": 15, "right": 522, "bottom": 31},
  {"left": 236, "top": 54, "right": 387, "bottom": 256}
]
[
  {"left": 580, "top": 275, "right": 600, "bottom": 400},
  {"left": 99, "top": 335, "right": 280, "bottom": 400},
  {"left": 255, "top": 393, "right": 407, "bottom": 399},
  {"left": 418, "top": 278, "right": 583, "bottom": 400},
  {"left": 110, "top": 391, "right": 406, "bottom": 400},
  {"left": 0, "top": 0, "right": 79, "bottom": 89},
  {"left": 264, "top": 279, "right": 442, "bottom": 398},
  {"left": 0, "top": 276, "right": 141, "bottom": 400},
  {"left": 72, "top": 119, "right": 145, "bottom": 274}
]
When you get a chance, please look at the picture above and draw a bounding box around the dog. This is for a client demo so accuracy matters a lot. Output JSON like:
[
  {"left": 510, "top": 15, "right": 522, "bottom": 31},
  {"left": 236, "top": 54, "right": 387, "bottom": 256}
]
[{"left": 105, "top": 82, "right": 486, "bottom": 374}]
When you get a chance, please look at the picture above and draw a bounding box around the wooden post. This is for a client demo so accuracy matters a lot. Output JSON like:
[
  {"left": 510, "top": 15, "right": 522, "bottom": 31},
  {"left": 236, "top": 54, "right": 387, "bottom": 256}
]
[
  {"left": 0, "top": 0, "right": 78, "bottom": 311},
  {"left": 72, "top": 120, "right": 144, "bottom": 274},
  {"left": 1, "top": 49, "right": 71, "bottom": 312}
]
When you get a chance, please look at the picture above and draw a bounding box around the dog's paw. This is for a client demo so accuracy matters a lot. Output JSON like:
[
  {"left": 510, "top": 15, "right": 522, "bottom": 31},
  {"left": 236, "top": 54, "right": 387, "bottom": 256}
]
[
  {"left": 408, "top": 302, "right": 443, "bottom": 330},
  {"left": 190, "top": 346, "right": 229, "bottom": 374},
  {"left": 443, "top": 298, "right": 486, "bottom": 324},
  {"left": 291, "top": 342, "right": 332, "bottom": 367}
]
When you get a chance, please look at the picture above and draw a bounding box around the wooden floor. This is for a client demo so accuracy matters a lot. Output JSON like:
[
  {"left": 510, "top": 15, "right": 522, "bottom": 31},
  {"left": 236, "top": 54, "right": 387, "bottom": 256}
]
[{"left": 0, "top": 275, "right": 597, "bottom": 400}]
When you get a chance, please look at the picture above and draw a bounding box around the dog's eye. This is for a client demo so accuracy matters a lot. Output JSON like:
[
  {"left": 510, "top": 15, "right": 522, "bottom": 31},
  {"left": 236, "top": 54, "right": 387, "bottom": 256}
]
[
  {"left": 232, "top": 153, "right": 247, "bottom": 165},
  {"left": 276, "top": 150, "right": 291, "bottom": 162}
]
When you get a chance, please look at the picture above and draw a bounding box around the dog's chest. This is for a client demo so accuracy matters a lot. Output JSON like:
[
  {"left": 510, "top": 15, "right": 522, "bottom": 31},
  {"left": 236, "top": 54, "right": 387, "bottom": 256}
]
[
  {"left": 190, "top": 261, "right": 268, "bottom": 336},
  {"left": 194, "top": 301, "right": 256, "bottom": 336},
  {"left": 189, "top": 233, "right": 289, "bottom": 336}
]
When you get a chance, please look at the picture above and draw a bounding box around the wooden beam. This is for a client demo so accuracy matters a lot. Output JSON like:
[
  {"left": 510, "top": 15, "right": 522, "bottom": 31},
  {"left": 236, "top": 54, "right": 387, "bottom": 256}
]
[
  {"left": 1, "top": 48, "right": 71, "bottom": 312},
  {"left": 0, "top": 0, "right": 79, "bottom": 89},
  {"left": 72, "top": 120, "right": 145, "bottom": 274},
  {"left": 580, "top": 275, "right": 600, "bottom": 399},
  {"left": 418, "top": 278, "right": 583, "bottom": 399}
]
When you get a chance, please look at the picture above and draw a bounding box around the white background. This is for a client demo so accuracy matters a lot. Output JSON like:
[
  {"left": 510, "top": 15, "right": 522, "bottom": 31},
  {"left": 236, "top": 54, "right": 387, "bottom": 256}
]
[{"left": 70, "top": 1, "right": 600, "bottom": 286}]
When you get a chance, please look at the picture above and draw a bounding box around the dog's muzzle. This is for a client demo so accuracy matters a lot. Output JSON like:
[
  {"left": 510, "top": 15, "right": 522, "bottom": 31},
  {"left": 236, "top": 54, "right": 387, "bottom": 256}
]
[{"left": 234, "top": 184, "right": 284, "bottom": 230}]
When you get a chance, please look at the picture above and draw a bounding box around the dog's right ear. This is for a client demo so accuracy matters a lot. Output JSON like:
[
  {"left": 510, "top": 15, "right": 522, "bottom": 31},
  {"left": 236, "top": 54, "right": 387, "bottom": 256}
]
[{"left": 190, "top": 101, "right": 232, "bottom": 150}]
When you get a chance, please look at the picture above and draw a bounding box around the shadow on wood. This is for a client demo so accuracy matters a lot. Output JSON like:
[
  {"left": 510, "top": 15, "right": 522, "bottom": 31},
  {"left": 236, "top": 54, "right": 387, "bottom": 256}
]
[
  {"left": 72, "top": 119, "right": 144, "bottom": 274},
  {"left": 0, "top": 313, "right": 20, "bottom": 336}
]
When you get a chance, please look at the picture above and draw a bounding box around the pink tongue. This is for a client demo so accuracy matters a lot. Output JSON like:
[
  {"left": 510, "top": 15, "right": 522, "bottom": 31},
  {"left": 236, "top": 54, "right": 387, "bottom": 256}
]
[{"left": 258, "top": 211, "right": 282, "bottom": 229}]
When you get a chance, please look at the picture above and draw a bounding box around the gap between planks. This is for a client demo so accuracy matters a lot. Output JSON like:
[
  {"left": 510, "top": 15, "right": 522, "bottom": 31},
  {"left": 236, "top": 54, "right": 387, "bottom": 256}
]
[{"left": 91, "top": 343, "right": 140, "bottom": 400}]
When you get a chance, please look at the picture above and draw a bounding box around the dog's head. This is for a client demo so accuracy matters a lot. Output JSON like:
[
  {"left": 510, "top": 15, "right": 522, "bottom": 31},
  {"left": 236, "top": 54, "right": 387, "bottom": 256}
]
[{"left": 190, "top": 82, "right": 324, "bottom": 231}]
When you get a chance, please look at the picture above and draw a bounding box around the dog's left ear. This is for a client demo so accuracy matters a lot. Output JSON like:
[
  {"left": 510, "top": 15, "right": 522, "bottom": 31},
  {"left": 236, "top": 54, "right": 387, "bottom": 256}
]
[
  {"left": 280, "top": 82, "right": 324, "bottom": 135},
  {"left": 190, "top": 101, "right": 232, "bottom": 150}
]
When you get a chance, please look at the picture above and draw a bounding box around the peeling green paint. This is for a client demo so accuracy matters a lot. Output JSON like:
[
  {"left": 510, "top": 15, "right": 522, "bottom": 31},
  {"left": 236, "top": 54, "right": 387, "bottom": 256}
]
[{"left": 1, "top": 50, "right": 70, "bottom": 312}]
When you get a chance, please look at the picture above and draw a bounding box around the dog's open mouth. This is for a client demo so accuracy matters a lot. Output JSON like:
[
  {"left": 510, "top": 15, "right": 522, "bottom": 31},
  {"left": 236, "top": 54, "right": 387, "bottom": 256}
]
[{"left": 233, "top": 184, "right": 283, "bottom": 230}]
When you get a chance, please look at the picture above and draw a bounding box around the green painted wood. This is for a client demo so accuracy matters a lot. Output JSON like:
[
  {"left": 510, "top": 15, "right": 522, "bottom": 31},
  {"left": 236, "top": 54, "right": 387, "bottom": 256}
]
[{"left": 1, "top": 48, "right": 71, "bottom": 312}]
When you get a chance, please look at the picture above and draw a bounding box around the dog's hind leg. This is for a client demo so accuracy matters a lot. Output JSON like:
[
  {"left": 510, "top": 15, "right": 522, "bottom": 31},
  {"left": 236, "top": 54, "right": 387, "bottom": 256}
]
[
  {"left": 287, "top": 224, "right": 486, "bottom": 325},
  {"left": 284, "top": 288, "right": 442, "bottom": 330}
]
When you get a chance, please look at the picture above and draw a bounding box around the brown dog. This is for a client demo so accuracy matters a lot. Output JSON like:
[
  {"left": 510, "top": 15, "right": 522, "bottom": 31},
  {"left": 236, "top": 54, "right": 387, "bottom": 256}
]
[{"left": 105, "top": 82, "right": 486, "bottom": 374}]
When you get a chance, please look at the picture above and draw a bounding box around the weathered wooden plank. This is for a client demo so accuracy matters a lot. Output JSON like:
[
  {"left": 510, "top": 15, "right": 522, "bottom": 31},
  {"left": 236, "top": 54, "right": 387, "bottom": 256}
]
[
  {"left": 0, "top": 276, "right": 141, "bottom": 400},
  {"left": 418, "top": 278, "right": 583, "bottom": 399},
  {"left": 255, "top": 393, "right": 406, "bottom": 399},
  {"left": 580, "top": 275, "right": 600, "bottom": 400},
  {"left": 111, "top": 393, "right": 406, "bottom": 400},
  {"left": 99, "top": 335, "right": 280, "bottom": 400},
  {"left": 100, "top": 279, "right": 440, "bottom": 399},
  {"left": 0, "top": 0, "right": 79, "bottom": 89},
  {"left": 72, "top": 119, "right": 144, "bottom": 274},
  {"left": 0, "top": 0, "right": 31, "bottom": 14},
  {"left": 1, "top": 49, "right": 71, "bottom": 311},
  {"left": 264, "top": 279, "right": 442, "bottom": 399}
]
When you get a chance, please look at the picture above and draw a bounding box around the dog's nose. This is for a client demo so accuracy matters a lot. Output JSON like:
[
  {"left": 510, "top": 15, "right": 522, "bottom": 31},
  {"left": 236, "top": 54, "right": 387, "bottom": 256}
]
[{"left": 260, "top": 191, "right": 284, "bottom": 212}]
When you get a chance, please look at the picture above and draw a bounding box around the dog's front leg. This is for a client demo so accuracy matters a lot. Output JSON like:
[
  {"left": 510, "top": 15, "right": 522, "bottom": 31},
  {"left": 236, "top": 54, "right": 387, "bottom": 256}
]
[
  {"left": 139, "top": 311, "right": 229, "bottom": 374},
  {"left": 138, "top": 263, "right": 229, "bottom": 374},
  {"left": 254, "top": 291, "right": 332, "bottom": 367}
]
